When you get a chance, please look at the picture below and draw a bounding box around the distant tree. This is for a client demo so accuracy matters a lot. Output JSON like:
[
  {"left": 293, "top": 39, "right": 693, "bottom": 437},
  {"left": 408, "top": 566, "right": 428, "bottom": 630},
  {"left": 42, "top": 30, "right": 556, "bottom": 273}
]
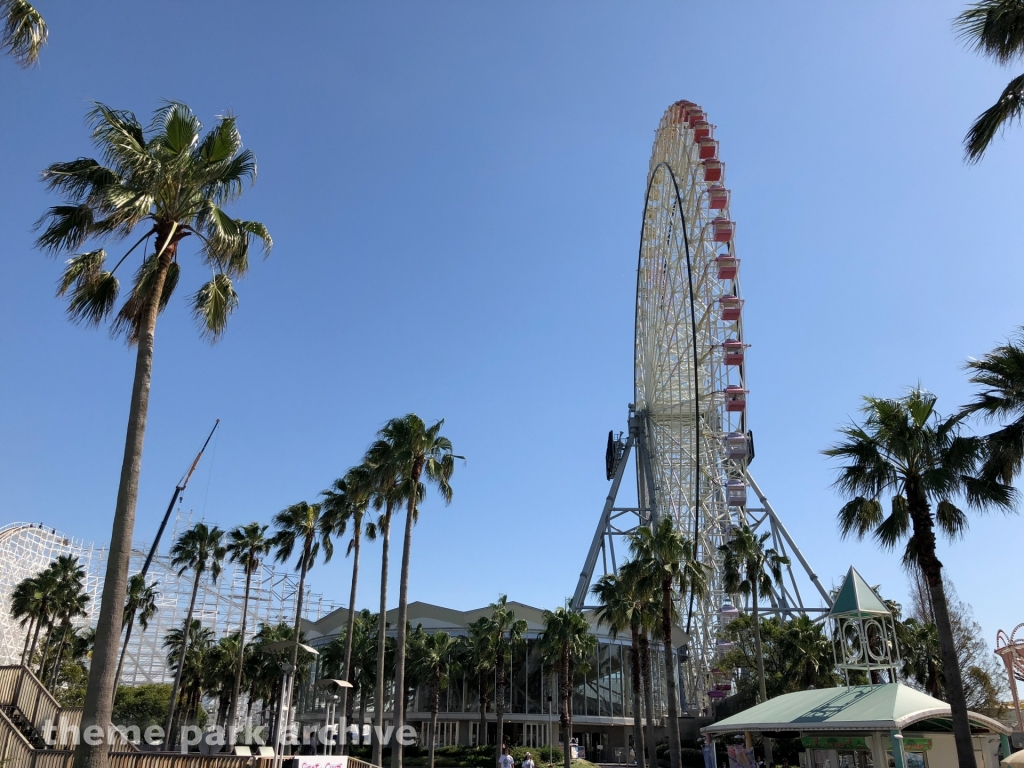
[
  {"left": 539, "top": 605, "right": 595, "bottom": 768},
  {"left": 465, "top": 616, "right": 494, "bottom": 747},
  {"left": 115, "top": 575, "right": 159, "bottom": 695},
  {"left": 412, "top": 630, "right": 464, "bottom": 768},
  {"left": 487, "top": 596, "right": 527, "bottom": 767}
]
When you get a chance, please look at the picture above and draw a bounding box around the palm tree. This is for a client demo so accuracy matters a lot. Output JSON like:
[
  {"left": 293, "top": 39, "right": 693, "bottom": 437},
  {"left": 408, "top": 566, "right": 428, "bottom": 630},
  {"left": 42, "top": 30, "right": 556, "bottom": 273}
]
[
  {"left": 225, "top": 522, "right": 271, "bottom": 745},
  {"left": 163, "top": 523, "right": 225, "bottom": 746},
  {"left": 164, "top": 619, "right": 215, "bottom": 732},
  {"left": 618, "top": 558, "right": 661, "bottom": 768},
  {"left": 321, "top": 464, "right": 374, "bottom": 737},
  {"left": 373, "top": 414, "right": 457, "bottom": 768},
  {"left": 539, "top": 605, "right": 596, "bottom": 768},
  {"left": 628, "top": 518, "right": 708, "bottom": 768},
  {"left": 781, "top": 615, "right": 837, "bottom": 692},
  {"left": 38, "top": 556, "right": 88, "bottom": 678},
  {"left": 35, "top": 102, "right": 271, "bottom": 768},
  {"left": 1, "top": 0, "right": 46, "bottom": 66},
  {"left": 412, "top": 631, "right": 464, "bottom": 768},
  {"left": 954, "top": 1, "right": 1024, "bottom": 161},
  {"left": 20, "top": 568, "right": 61, "bottom": 674},
  {"left": 592, "top": 574, "right": 646, "bottom": 768},
  {"left": 11, "top": 574, "right": 43, "bottom": 666},
  {"left": 899, "top": 618, "right": 944, "bottom": 698},
  {"left": 824, "top": 388, "right": 1015, "bottom": 768},
  {"left": 488, "top": 595, "right": 527, "bottom": 766},
  {"left": 45, "top": 579, "right": 89, "bottom": 685},
  {"left": 363, "top": 438, "right": 403, "bottom": 767},
  {"left": 718, "top": 524, "right": 789, "bottom": 705},
  {"left": 271, "top": 501, "right": 335, "bottom": 747},
  {"left": 465, "top": 616, "right": 494, "bottom": 747},
  {"left": 114, "top": 574, "right": 159, "bottom": 694}
]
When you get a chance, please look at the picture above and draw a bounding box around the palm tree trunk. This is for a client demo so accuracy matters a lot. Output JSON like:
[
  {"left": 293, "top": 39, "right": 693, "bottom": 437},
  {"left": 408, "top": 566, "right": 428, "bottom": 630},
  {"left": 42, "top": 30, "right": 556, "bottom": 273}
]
[
  {"left": 21, "top": 618, "right": 35, "bottom": 667},
  {"left": 561, "top": 648, "right": 571, "bottom": 768},
  {"left": 495, "top": 649, "right": 506, "bottom": 768},
  {"left": 284, "top": 547, "right": 311, "bottom": 755},
  {"left": 164, "top": 569, "right": 202, "bottom": 748},
  {"left": 660, "top": 577, "right": 681, "bottom": 768},
  {"left": 27, "top": 615, "right": 44, "bottom": 674},
  {"left": 38, "top": 626, "right": 54, "bottom": 679},
  {"left": 228, "top": 567, "right": 254, "bottom": 746},
  {"left": 428, "top": 685, "right": 439, "bottom": 768},
  {"left": 751, "top": 583, "right": 771, "bottom": 764},
  {"left": 73, "top": 227, "right": 177, "bottom": 768},
  {"left": 910, "top": 498, "right": 977, "bottom": 768},
  {"left": 639, "top": 634, "right": 657, "bottom": 768},
  {"left": 629, "top": 623, "right": 646, "bottom": 768},
  {"left": 49, "top": 624, "right": 69, "bottom": 685},
  {"left": 340, "top": 525, "right": 361, "bottom": 754},
  {"left": 391, "top": 499, "right": 417, "bottom": 768},
  {"left": 373, "top": 504, "right": 393, "bottom": 767},
  {"left": 478, "top": 672, "right": 488, "bottom": 747},
  {"left": 114, "top": 613, "right": 136, "bottom": 698}
]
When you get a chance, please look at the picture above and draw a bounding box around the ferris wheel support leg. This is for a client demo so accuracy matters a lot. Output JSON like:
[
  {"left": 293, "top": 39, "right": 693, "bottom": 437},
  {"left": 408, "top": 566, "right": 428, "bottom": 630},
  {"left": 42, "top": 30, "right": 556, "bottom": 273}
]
[
  {"left": 635, "top": 414, "right": 660, "bottom": 524},
  {"left": 745, "top": 472, "right": 833, "bottom": 607},
  {"left": 571, "top": 436, "right": 635, "bottom": 610}
]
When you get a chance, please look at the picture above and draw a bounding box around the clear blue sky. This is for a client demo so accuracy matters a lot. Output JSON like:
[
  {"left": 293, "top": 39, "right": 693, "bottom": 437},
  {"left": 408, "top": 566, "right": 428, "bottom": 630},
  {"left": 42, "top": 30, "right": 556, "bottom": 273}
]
[{"left": 1, "top": 2, "right": 1021, "bottom": 650}]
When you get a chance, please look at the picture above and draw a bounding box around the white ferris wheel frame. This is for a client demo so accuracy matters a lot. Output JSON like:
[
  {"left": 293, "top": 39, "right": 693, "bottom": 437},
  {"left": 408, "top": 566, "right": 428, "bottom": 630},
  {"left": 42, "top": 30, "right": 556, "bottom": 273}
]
[{"left": 573, "top": 102, "right": 832, "bottom": 714}]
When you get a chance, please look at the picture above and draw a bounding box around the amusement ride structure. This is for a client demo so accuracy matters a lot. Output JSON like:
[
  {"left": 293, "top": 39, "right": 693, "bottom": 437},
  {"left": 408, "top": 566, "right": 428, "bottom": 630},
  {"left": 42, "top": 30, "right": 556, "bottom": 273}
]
[
  {"left": 572, "top": 100, "right": 832, "bottom": 712},
  {"left": 996, "top": 624, "right": 1024, "bottom": 732}
]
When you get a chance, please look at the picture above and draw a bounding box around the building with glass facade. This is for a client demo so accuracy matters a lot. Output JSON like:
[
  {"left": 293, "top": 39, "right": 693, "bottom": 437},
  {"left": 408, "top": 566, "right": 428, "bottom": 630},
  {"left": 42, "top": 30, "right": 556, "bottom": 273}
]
[{"left": 298, "top": 600, "right": 699, "bottom": 759}]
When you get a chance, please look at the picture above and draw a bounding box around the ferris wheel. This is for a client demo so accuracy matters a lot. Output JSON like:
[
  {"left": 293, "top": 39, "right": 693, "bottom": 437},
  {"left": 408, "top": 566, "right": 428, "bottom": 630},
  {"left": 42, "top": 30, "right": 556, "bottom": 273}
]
[{"left": 573, "top": 100, "right": 831, "bottom": 712}]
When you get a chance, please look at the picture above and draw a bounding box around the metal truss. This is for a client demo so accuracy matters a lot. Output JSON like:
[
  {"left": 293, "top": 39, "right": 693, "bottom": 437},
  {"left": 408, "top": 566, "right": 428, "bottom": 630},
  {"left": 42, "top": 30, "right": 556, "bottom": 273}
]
[{"left": 0, "top": 512, "right": 340, "bottom": 686}]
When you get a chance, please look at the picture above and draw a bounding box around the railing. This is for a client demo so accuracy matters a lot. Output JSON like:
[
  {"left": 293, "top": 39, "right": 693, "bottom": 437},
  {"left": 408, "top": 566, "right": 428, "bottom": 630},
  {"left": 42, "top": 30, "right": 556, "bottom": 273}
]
[
  {"left": 0, "top": 705, "right": 40, "bottom": 768},
  {"left": 348, "top": 757, "right": 377, "bottom": 768},
  {"left": 0, "top": 666, "right": 135, "bottom": 751},
  {"left": 29, "top": 752, "right": 260, "bottom": 768}
]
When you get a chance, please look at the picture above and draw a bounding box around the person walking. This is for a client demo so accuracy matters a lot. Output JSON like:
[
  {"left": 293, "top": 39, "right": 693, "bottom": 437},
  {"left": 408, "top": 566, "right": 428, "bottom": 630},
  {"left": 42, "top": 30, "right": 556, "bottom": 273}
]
[
  {"left": 523, "top": 753, "right": 535, "bottom": 768},
  {"left": 499, "top": 747, "right": 515, "bottom": 768}
]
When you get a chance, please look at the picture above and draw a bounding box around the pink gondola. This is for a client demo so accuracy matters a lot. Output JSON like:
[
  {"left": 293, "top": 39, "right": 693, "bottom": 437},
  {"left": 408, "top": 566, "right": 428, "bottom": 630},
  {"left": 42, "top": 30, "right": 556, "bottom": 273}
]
[
  {"left": 703, "top": 159, "right": 724, "bottom": 182},
  {"left": 720, "top": 296, "right": 743, "bottom": 321},
  {"left": 724, "top": 386, "right": 747, "bottom": 413},
  {"left": 708, "top": 185, "right": 729, "bottom": 210},
  {"left": 713, "top": 218, "right": 734, "bottom": 243},
  {"left": 699, "top": 138, "right": 718, "bottom": 160},
  {"left": 693, "top": 121, "right": 712, "bottom": 140},
  {"left": 723, "top": 340, "right": 744, "bottom": 366},
  {"left": 716, "top": 255, "right": 738, "bottom": 280}
]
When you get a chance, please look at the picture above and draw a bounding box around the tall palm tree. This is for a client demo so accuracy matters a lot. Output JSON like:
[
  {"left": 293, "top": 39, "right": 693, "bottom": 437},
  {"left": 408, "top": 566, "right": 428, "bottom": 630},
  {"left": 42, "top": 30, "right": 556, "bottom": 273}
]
[
  {"left": 719, "top": 524, "right": 789, "bottom": 705},
  {"left": 592, "top": 574, "right": 646, "bottom": 768},
  {"left": 373, "top": 414, "right": 457, "bottom": 768},
  {"left": 45, "top": 579, "right": 89, "bottom": 685},
  {"left": 954, "top": 0, "right": 1024, "bottom": 161},
  {"left": 38, "top": 556, "right": 87, "bottom": 678},
  {"left": 465, "top": 616, "right": 494, "bottom": 747},
  {"left": 488, "top": 595, "right": 527, "bottom": 766},
  {"left": 628, "top": 518, "right": 708, "bottom": 768},
  {"left": 539, "top": 605, "right": 596, "bottom": 768},
  {"left": 21, "top": 568, "right": 60, "bottom": 673},
  {"left": 412, "top": 631, "right": 464, "bottom": 768},
  {"left": 35, "top": 102, "right": 271, "bottom": 768},
  {"left": 824, "top": 388, "right": 1015, "bottom": 768},
  {"left": 114, "top": 574, "right": 159, "bottom": 694},
  {"left": 163, "top": 523, "right": 225, "bottom": 746},
  {"left": 363, "top": 438, "right": 404, "bottom": 768},
  {"left": 271, "top": 501, "right": 335, "bottom": 747},
  {"left": 781, "top": 615, "right": 837, "bottom": 692},
  {"left": 321, "top": 464, "right": 374, "bottom": 739},
  {"left": 225, "top": 522, "right": 271, "bottom": 745},
  {"left": 1, "top": 0, "right": 46, "bottom": 66},
  {"left": 11, "top": 574, "right": 43, "bottom": 666},
  {"left": 619, "top": 559, "right": 661, "bottom": 768}
]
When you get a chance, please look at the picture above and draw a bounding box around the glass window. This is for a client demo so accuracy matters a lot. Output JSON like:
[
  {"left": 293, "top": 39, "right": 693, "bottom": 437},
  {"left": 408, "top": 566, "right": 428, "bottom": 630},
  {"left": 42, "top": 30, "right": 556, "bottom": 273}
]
[
  {"left": 526, "top": 642, "right": 544, "bottom": 714},
  {"left": 512, "top": 640, "right": 528, "bottom": 714}
]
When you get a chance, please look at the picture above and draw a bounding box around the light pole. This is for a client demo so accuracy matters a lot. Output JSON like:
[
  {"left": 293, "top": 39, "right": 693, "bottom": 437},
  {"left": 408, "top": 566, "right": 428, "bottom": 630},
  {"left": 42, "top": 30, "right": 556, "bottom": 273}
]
[{"left": 273, "top": 662, "right": 295, "bottom": 768}]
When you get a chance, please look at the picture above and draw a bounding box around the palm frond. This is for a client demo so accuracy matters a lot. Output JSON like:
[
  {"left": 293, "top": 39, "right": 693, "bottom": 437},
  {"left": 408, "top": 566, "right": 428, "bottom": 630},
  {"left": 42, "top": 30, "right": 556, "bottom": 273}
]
[
  {"left": 190, "top": 273, "right": 238, "bottom": 342},
  {"left": 836, "top": 496, "right": 884, "bottom": 539},
  {"left": 62, "top": 251, "right": 120, "bottom": 326},
  {"left": 86, "top": 104, "right": 153, "bottom": 178},
  {"left": 154, "top": 102, "right": 201, "bottom": 156},
  {"left": 874, "top": 495, "right": 910, "bottom": 550},
  {"left": 110, "top": 257, "right": 179, "bottom": 344},
  {"left": 954, "top": 0, "right": 1024, "bottom": 63},
  {"left": 34, "top": 205, "right": 100, "bottom": 254},
  {"left": 964, "top": 72, "right": 1024, "bottom": 162},
  {"left": 40, "top": 159, "right": 119, "bottom": 203},
  {"left": 1, "top": 0, "right": 46, "bottom": 67}
]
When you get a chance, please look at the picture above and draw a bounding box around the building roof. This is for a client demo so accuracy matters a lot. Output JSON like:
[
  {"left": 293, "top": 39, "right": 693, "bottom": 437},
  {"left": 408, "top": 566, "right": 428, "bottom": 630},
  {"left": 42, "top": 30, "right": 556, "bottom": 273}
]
[
  {"left": 701, "top": 684, "right": 1008, "bottom": 736},
  {"left": 828, "top": 567, "right": 890, "bottom": 618},
  {"left": 302, "top": 599, "right": 689, "bottom": 646}
]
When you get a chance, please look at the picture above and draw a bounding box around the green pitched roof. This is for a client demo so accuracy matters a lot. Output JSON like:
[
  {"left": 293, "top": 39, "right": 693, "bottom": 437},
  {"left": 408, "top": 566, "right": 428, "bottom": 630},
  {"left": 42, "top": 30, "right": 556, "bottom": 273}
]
[
  {"left": 828, "top": 566, "right": 891, "bottom": 618},
  {"left": 701, "top": 684, "right": 1007, "bottom": 735}
]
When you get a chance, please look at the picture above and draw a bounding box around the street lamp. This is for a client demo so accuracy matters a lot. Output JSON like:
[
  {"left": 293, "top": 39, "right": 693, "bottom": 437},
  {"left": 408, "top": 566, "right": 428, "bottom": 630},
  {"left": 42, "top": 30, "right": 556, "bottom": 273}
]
[{"left": 546, "top": 695, "right": 553, "bottom": 768}]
